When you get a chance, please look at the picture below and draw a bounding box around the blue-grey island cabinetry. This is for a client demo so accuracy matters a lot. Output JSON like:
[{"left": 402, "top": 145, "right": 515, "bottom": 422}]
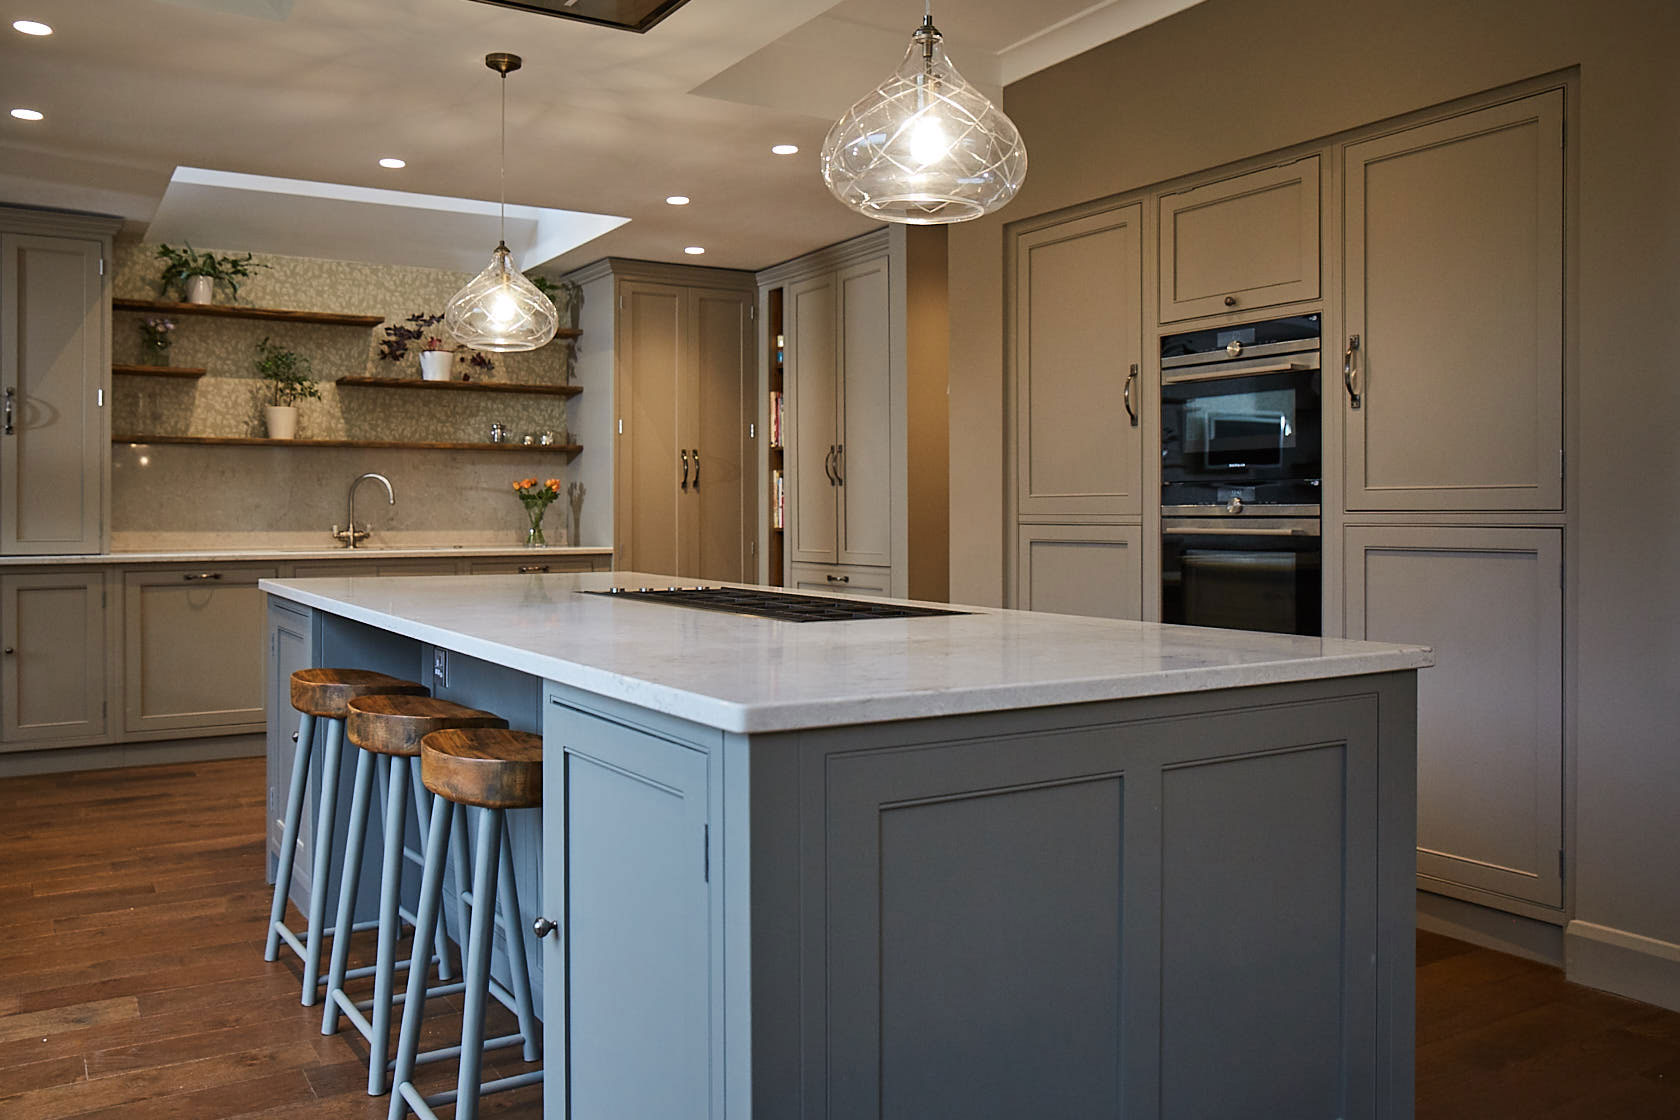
[{"left": 262, "top": 571, "right": 1428, "bottom": 1119}]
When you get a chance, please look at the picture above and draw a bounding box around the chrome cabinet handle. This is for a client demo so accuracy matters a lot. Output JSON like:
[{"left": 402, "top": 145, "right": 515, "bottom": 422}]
[
  {"left": 833, "top": 443, "right": 844, "bottom": 486},
  {"left": 1163, "top": 526, "right": 1313, "bottom": 537},
  {"left": 518, "top": 564, "right": 549, "bottom": 573},
  {"left": 1343, "top": 334, "right": 1362, "bottom": 410},
  {"left": 3, "top": 387, "right": 13, "bottom": 435},
  {"left": 1123, "top": 363, "right": 1138, "bottom": 426},
  {"left": 691, "top": 448, "right": 700, "bottom": 489},
  {"left": 533, "top": 917, "right": 558, "bottom": 939},
  {"left": 680, "top": 448, "right": 689, "bottom": 491},
  {"left": 824, "top": 445, "right": 837, "bottom": 485},
  {"left": 826, "top": 573, "right": 850, "bottom": 583},
  {"left": 182, "top": 572, "right": 223, "bottom": 581}
]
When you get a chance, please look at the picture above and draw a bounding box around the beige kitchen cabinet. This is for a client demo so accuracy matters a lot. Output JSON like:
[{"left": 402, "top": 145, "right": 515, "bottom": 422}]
[
  {"left": 0, "top": 208, "right": 118, "bottom": 555},
  {"left": 1158, "top": 156, "right": 1320, "bottom": 323},
  {"left": 788, "top": 561, "right": 892, "bottom": 598},
  {"left": 0, "top": 569, "right": 108, "bottom": 747},
  {"left": 1011, "top": 203, "right": 1145, "bottom": 520},
  {"left": 1016, "top": 524, "right": 1143, "bottom": 620},
  {"left": 1342, "top": 91, "right": 1564, "bottom": 512},
  {"left": 1344, "top": 525, "right": 1563, "bottom": 911},
  {"left": 465, "top": 555, "right": 604, "bottom": 574},
  {"left": 289, "top": 558, "right": 458, "bottom": 579},
  {"left": 610, "top": 274, "right": 755, "bottom": 583},
  {"left": 786, "top": 255, "right": 893, "bottom": 570},
  {"left": 123, "top": 564, "right": 276, "bottom": 735}
]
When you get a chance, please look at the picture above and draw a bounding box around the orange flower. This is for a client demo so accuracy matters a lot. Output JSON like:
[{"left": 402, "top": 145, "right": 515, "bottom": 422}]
[{"left": 544, "top": 478, "right": 561, "bottom": 492}]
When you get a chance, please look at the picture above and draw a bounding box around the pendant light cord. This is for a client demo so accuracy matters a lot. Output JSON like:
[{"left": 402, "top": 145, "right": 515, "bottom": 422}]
[{"left": 499, "top": 70, "right": 507, "bottom": 245}]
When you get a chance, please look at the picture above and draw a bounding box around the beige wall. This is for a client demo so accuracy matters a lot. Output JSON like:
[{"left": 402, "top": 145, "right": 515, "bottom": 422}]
[{"left": 949, "top": 0, "right": 1680, "bottom": 986}]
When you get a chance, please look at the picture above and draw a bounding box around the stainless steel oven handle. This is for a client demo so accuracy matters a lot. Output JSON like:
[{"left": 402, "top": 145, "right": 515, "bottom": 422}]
[
  {"left": 1343, "top": 334, "right": 1362, "bottom": 409},
  {"left": 1162, "top": 361, "right": 1310, "bottom": 385},
  {"left": 1123, "top": 364, "right": 1138, "bottom": 426},
  {"left": 1163, "top": 526, "right": 1314, "bottom": 537}
]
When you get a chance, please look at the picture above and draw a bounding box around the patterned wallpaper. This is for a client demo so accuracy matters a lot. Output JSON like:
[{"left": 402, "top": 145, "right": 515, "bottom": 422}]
[{"left": 109, "top": 241, "right": 598, "bottom": 549}]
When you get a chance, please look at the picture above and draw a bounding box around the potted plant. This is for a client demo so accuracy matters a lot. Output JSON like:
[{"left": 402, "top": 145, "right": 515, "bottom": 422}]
[
  {"left": 255, "top": 337, "right": 320, "bottom": 439},
  {"left": 155, "top": 243, "right": 268, "bottom": 304},
  {"left": 419, "top": 336, "right": 455, "bottom": 381}
]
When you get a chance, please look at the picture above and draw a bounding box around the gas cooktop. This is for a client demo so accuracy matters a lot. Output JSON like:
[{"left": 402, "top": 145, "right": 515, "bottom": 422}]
[{"left": 582, "top": 586, "right": 966, "bottom": 623}]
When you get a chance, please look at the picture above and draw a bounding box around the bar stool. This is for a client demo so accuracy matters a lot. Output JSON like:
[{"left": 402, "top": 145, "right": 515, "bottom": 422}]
[
  {"left": 267, "top": 668, "right": 429, "bottom": 1006},
  {"left": 323, "top": 695, "right": 509, "bottom": 1096},
  {"left": 389, "top": 727, "right": 543, "bottom": 1120}
]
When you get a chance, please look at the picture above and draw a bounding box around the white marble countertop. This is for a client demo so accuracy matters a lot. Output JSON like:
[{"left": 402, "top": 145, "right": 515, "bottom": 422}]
[
  {"left": 261, "top": 570, "right": 1433, "bottom": 734},
  {"left": 0, "top": 546, "right": 612, "bottom": 567}
]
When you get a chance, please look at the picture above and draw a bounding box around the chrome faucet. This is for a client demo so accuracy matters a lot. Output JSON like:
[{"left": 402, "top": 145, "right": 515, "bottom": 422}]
[{"left": 332, "top": 472, "right": 395, "bottom": 548}]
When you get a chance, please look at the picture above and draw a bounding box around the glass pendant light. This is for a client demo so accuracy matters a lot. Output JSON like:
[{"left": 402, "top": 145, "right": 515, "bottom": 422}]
[
  {"left": 445, "top": 52, "right": 558, "bottom": 352},
  {"left": 820, "top": 3, "right": 1026, "bottom": 225}
]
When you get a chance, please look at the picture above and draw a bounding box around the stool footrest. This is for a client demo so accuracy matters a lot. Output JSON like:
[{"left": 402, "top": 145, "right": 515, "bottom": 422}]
[
  {"left": 270, "top": 915, "right": 392, "bottom": 966},
  {"left": 330, "top": 980, "right": 469, "bottom": 1047},
  {"left": 397, "top": 1065, "right": 544, "bottom": 1120},
  {"left": 410, "top": 1031, "right": 527, "bottom": 1069}
]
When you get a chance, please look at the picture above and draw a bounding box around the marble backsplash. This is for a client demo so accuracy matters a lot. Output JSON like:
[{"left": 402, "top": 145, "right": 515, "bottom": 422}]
[{"left": 108, "top": 240, "right": 598, "bottom": 549}]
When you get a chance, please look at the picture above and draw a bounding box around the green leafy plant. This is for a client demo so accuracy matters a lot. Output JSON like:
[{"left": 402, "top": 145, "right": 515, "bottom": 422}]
[
  {"left": 254, "top": 337, "right": 321, "bottom": 407},
  {"left": 155, "top": 243, "right": 269, "bottom": 302}
]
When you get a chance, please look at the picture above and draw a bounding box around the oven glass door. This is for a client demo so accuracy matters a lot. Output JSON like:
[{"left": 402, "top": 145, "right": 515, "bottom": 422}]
[
  {"left": 1161, "top": 369, "right": 1321, "bottom": 506},
  {"left": 1161, "top": 519, "right": 1322, "bottom": 636}
]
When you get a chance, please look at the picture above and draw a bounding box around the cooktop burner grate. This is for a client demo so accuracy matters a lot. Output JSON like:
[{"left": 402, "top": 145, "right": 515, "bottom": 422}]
[{"left": 582, "top": 586, "right": 966, "bottom": 623}]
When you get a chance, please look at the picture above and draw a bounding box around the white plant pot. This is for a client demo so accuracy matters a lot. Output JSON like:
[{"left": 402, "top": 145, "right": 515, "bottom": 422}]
[
  {"left": 264, "top": 405, "right": 298, "bottom": 440},
  {"left": 184, "top": 275, "right": 215, "bottom": 304},
  {"left": 420, "top": 351, "right": 455, "bottom": 381}
]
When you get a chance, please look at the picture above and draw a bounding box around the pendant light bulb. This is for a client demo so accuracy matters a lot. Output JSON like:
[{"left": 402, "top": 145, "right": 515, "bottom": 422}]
[
  {"left": 819, "top": 9, "right": 1026, "bottom": 224},
  {"left": 444, "top": 53, "right": 558, "bottom": 353}
]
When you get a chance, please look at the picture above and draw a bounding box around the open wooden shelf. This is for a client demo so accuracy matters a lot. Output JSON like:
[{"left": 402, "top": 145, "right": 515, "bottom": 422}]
[
  {"left": 113, "top": 434, "right": 581, "bottom": 455},
  {"left": 336, "top": 376, "right": 581, "bottom": 398},
  {"left": 112, "top": 364, "right": 207, "bottom": 379},
  {"left": 113, "top": 298, "right": 386, "bottom": 327}
]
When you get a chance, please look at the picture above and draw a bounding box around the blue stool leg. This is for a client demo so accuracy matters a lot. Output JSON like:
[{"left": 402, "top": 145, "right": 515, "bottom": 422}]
[
  {"left": 367, "top": 753, "right": 409, "bottom": 1094},
  {"left": 301, "top": 716, "right": 345, "bottom": 1005},
  {"left": 410, "top": 756, "right": 455, "bottom": 983},
  {"left": 322, "top": 746, "right": 377, "bottom": 1033},
  {"left": 266, "top": 709, "right": 315, "bottom": 961},
  {"left": 496, "top": 814, "right": 540, "bottom": 1062},
  {"left": 448, "top": 801, "right": 473, "bottom": 986},
  {"left": 388, "top": 798, "right": 455, "bottom": 1120},
  {"left": 456, "top": 807, "right": 504, "bottom": 1120}
]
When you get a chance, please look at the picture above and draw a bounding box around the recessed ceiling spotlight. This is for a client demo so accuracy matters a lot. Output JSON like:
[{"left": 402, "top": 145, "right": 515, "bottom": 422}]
[
  {"left": 11, "top": 20, "right": 52, "bottom": 36},
  {"left": 684, "top": 246, "right": 705, "bottom": 255},
  {"left": 10, "top": 108, "right": 44, "bottom": 121},
  {"left": 666, "top": 195, "right": 690, "bottom": 206},
  {"left": 771, "top": 144, "right": 799, "bottom": 156},
  {"left": 378, "top": 157, "right": 406, "bottom": 169}
]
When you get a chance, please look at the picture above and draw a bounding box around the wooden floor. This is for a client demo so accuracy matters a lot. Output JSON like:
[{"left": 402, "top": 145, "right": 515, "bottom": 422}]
[{"left": 2, "top": 758, "right": 1678, "bottom": 1118}]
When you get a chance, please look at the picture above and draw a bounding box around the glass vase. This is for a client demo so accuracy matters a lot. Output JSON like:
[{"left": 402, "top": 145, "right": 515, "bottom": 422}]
[
  {"left": 525, "top": 505, "right": 546, "bottom": 548},
  {"left": 141, "top": 338, "right": 171, "bottom": 366}
]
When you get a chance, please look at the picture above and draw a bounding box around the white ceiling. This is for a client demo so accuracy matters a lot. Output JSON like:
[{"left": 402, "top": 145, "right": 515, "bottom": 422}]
[{"left": 0, "top": 0, "right": 1203, "bottom": 274}]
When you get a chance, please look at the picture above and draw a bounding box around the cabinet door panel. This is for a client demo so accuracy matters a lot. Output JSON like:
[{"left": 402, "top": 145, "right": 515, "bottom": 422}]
[
  {"left": 1344, "top": 92, "right": 1564, "bottom": 510},
  {"left": 1, "top": 234, "right": 105, "bottom": 554},
  {"left": 620, "top": 282, "right": 685, "bottom": 578},
  {"left": 787, "top": 275, "right": 838, "bottom": 566},
  {"left": 1158, "top": 157, "right": 1320, "bottom": 322},
  {"left": 1345, "top": 525, "right": 1562, "bottom": 908},
  {"left": 1012, "top": 205, "right": 1143, "bottom": 519},
  {"left": 787, "top": 561, "right": 892, "bottom": 599},
  {"left": 1016, "top": 523, "right": 1142, "bottom": 620},
  {"left": 689, "top": 288, "right": 753, "bottom": 582},
  {"left": 837, "top": 257, "right": 893, "bottom": 567},
  {"left": 265, "top": 599, "right": 312, "bottom": 892},
  {"left": 124, "top": 565, "right": 275, "bottom": 734},
  {"left": 1, "top": 571, "right": 105, "bottom": 745}
]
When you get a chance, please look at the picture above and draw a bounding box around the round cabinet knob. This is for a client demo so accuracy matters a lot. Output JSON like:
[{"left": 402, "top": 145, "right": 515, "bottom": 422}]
[
  {"left": 1226, "top": 496, "right": 1244, "bottom": 514},
  {"left": 1224, "top": 295, "right": 1237, "bottom": 307},
  {"left": 2, "top": 647, "right": 13, "bottom": 655},
  {"left": 533, "top": 917, "right": 558, "bottom": 939},
  {"left": 1226, "top": 340, "right": 1243, "bottom": 357}
]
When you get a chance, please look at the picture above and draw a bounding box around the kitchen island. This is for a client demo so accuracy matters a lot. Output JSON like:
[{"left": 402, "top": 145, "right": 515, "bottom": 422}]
[{"left": 262, "top": 570, "right": 1431, "bottom": 1120}]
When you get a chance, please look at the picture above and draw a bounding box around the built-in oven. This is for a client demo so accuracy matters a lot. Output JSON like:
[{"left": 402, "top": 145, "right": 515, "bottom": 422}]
[{"left": 1159, "top": 313, "right": 1324, "bottom": 636}]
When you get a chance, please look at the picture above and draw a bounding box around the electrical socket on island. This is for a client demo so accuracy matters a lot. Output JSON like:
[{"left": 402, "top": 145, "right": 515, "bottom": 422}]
[{"left": 433, "top": 648, "right": 448, "bottom": 688}]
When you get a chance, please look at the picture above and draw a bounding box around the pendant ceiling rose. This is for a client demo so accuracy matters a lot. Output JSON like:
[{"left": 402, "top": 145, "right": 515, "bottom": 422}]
[{"left": 820, "top": 8, "right": 1027, "bottom": 225}]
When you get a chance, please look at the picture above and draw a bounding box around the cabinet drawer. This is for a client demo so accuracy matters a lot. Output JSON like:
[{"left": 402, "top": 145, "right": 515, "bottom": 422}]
[
  {"left": 788, "top": 562, "right": 891, "bottom": 598},
  {"left": 1158, "top": 156, "right": 1320, "bottom": 322},
  {"left": 467, "top": 556, "right": 598, "bottom": 575},
  {"left": 123, "top": 564, "right": 275, "bottom": 734}
]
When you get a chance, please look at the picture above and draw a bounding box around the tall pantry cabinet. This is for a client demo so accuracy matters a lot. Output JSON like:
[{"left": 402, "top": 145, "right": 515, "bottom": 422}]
[
  {"left": 568, "top": 259, "right": 756, "bottom": 583},
  {"left": 1340, "top": 88, "right": 1568, "bottom": 915}
]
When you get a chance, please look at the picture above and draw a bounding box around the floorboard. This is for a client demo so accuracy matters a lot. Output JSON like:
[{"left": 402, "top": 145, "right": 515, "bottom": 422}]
[{"left": 2, "top": 756, "right": 1678, "bottom": 1116}]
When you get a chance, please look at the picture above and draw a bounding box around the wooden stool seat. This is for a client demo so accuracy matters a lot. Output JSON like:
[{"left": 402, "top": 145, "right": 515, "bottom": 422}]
[
  {"left": 421, "top": 728, "right": 542, "bottom": 810},
  {"left": 290, "top": 668, "right": 428, "bottom": 720},
  {"left": 347, "top": 695, "right": 507, "bottom": 757}
]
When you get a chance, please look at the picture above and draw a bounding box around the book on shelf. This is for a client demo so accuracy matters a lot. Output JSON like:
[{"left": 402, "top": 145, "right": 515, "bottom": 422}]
[
  {"left": 768, "top": 389, "right": 784, "bottom": 448},
  {"left": 772, "top": 468, "right": 784, "bottom": 529}
]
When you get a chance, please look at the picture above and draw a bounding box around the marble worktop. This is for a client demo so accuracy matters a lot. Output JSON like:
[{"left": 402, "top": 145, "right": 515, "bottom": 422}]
[
  {"left": 0, "top": 545, "right": 612, "bottom": 567},
  {"left": 261, "top": 570, "right": 1433, "bottom": 734}
]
